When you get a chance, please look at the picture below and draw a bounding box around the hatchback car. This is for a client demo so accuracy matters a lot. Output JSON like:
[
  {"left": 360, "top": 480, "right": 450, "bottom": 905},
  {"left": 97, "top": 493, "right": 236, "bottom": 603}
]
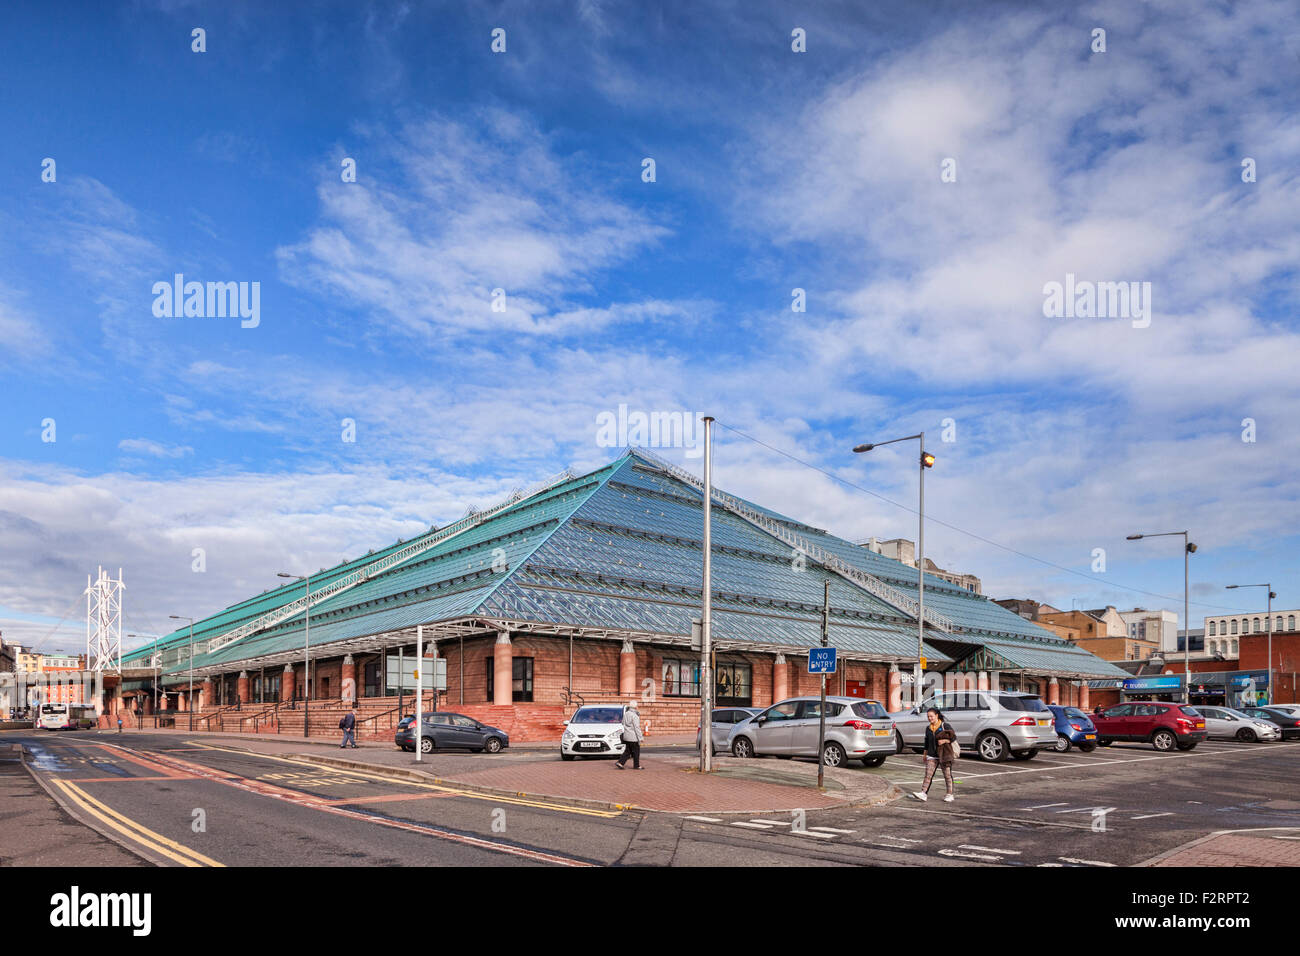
[
  {"left": 1195, "top": 706, "right": 1281, "bottom": 742},
  {"left": 893, "top": 690, "right": 1057, "bottom": 762},
  {"left": 1091, "top": 702, "right": 1207, "bottom": 751},
  {"left": 394, "top": 712, "right": 510, "bottom": 754},
  {"left": 561, "top": 704, "right": 628, "bottom": 760},
  {"left": 697, "top": 707, "right": 760, "bottom": 755},
  {"left": 1239, "top": 707, "right": 1300, "bottom": 740},
  {"left": 1047, "top": 704, "right": 1098, "bottom": 752},
  {"left": 727, "top": 696, "right": 894, "bottom": 768}
]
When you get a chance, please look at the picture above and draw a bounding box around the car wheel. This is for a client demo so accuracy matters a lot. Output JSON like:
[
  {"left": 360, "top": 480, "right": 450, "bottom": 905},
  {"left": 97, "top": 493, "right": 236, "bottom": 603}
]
[
  {"left": 1151, "top": 730, "right": 1176, "bottom": 752},
  {"left": 895, "top": 730, "right": 905, "bottom": 754},
  {"left": 1098, "top": 739, "right": 1112, "bottom": 747},
  {"left": 1011, "top": 748, "right": 1038, "bottom": 761},
  {"left": 484, "top": 736, "right": 504, "bottom": 754},
  {"left": 1054, "top": 735, "right": 1071, "bottom": 753},
  {"left": 1236, "top": 728, "right": 1257, "bottom": 743},
  {"left": 976, "top": 732, "right": 1008, "bottom": 762},
  {"left": 419, "top": 737, "right": 434, "bottom": 754},
  {"left": 732, "top": 736, "right": 754, "bottom": 758},
  {"left": 862, "top": 754, "right": 886, "bottom": 767},
  {"left": 822, "top": 741, "right": 847, "bottom": 768},
  {"left": 1176, "top": 741, "right": 1197, "bottom": 751},
  {"left": 561, "top": 752, "right": 575, "bottom": 761},
  {"left": 1079, "top": 743, "right": 1098, "bottom": 753}
]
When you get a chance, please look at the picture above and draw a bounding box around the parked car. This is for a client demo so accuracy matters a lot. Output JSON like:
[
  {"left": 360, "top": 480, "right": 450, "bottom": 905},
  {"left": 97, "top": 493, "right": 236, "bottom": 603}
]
[
  {"left": 1263, "top": 703, "right": 1300, "bottom": 718},
  {"left": 697, "top": 707, "right": 760, "bottom": 755},
  {"left": 394, "top": 712, "right": 510, "bottom": 754},
  {"left": 1090, "top": 702, "right": 1207, "bottom": 751},
  {"left": 1195, "top": 705, "right": 1281, "bottom": 742},
  {"left": 727, "top": 696, "right": 894, "bottom": 768},
  {"left": 1239, "top": 707, "right": 1300, "bottom": 740},
  {"left": 1047, "top": 704, "right": 1098, "bottom": 752},
  {"left": 893, "top": 690, "right": 1057, "bottom": 762},
  {"left": 561, "top": 704, "right": 628, "bottom": 760}
]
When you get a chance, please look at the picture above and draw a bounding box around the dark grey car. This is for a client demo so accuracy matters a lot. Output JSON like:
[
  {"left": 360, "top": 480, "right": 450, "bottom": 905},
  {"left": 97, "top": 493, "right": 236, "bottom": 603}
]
[
  {"left": 394, "top": 711, "right": 510, "bottom": 754},
  {"left": 696, "top": 707, "right": 760, "bottom": 754}
]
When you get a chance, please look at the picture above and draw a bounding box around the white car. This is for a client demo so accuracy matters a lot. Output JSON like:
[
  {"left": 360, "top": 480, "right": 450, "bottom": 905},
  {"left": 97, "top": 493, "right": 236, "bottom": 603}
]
[
  {"left": 1196, "top": 705, "right": 1281, "bottom": 742},
  {"left": 561, "top": 704, "right": 629, "bottom": 760}
]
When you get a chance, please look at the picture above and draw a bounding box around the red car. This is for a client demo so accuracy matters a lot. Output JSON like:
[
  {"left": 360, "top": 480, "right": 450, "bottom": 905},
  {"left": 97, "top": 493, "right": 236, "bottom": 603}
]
[{"left": 1090, "top": 702, "right": 1207, "bottom": 752}]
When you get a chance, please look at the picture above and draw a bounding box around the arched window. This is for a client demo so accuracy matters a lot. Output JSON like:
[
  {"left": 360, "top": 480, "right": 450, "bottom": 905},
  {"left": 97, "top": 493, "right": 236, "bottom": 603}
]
[
  {"left": 1209, "top": 621, "right": 1217, "bottom": 637},
  {"left": 1231, "top": 639, "right": 1239, "bottom": 655},
  {"left": 1253, "top": 617, "right": 1261, "bottom": 632},
  {"left": 1231, "top": 619, "right": 1238, "bottom": 634},
  {"left": 1289, "top": 615, "right": 1296, "bottom": 631},
  {"left": 1275, "top": 616, "right": 1283, "bottom": 631}
]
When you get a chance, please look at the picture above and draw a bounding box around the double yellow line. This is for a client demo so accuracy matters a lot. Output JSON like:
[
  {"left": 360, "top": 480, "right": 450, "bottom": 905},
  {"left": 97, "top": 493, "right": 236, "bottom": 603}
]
[{"left": 52, "top": 780, "right": 223, "bottom": 867}]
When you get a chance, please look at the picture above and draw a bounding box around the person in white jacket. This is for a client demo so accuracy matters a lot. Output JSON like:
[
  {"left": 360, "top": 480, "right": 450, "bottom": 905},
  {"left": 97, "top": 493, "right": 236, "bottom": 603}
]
[{"left": 614, "top": 700, "right": 643, "bottom": 770}]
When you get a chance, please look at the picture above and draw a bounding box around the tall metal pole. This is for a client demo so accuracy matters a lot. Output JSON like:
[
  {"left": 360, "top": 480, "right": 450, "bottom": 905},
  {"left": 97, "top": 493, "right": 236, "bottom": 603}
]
[
  {"left": 700, "top": 416, "right": 714, "bottom": 774},
  {"left": 1267, "top": 587, "right": 1273, "bottom": 705},
  {"left": 303, "top": 572, "right": 311, "bottom": 738},
  {"left": 415, "top": 625, "right": 424, "bottom": 762},
  {"left": 818, "top": 580, "right": 829, "bottom": 790},
  {"left": 188, "top": 621, "right": 194, "bottom": 732},
  {"left": 1182, "top": 533, "right": 1190, "bottom": 704},
  {"left": 916, "top": 432, "right": 926, "bottom": 710}
]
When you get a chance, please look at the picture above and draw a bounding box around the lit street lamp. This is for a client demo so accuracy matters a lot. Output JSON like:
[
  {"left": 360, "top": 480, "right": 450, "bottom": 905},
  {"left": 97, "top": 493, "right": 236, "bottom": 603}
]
[
  {"left": 1226, "top": 583, "right": 1275, "bottom": 706},
  {"left": 1126, "top": 532, "right": 1196, "bottom": 703},
  {"left": 854, "top": 433, "right": 935, "bottom": 708}
]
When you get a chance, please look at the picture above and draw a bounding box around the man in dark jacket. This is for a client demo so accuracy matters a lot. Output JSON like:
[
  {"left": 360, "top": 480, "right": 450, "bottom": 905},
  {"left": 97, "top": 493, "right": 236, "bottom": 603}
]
[{"left": 339, "top": 708, "right": 358, "bottom": 748}]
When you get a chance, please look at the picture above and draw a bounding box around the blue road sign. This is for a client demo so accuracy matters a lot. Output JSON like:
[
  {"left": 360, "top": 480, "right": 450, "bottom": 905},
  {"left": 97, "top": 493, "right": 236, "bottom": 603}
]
[{"left": 808, "top": 647, "right": 837, "bottom": 674}]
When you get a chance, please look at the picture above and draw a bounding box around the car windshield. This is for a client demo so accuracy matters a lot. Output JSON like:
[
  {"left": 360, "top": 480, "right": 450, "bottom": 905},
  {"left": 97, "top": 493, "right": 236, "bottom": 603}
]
[
  {"left": 997, "top": 695, "right": 1048, "bottom": 712},
  {"left": 1177, "top": 706, "right": 1201, "bottom": 717},
  {"left": 1064, "top": 708, "right": 1089, "bottom": 719},
  {"left": 571, "top": 707, "right": 623, "bottom": 724},
  {"left": 851, "top": 701, "right": 889, "bottom": 719}
]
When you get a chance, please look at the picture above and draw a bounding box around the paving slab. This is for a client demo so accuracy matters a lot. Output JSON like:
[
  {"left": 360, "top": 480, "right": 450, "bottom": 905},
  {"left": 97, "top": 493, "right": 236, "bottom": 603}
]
[{"left": 1141, "top": 828, "right": 1300, "bottom": 867}]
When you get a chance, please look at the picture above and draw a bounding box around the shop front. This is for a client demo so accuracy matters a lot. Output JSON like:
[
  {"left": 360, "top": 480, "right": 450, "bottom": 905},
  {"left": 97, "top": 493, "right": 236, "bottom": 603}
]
[{"left": 1121, "top": 675, "right": 1184, "bottom": 701}]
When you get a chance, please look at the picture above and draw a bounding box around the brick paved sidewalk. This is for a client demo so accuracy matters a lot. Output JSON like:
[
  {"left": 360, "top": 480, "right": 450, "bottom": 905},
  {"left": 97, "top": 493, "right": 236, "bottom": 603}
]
[{"left": 1142, "top": 829, "right": 1300, "bottom": 867}]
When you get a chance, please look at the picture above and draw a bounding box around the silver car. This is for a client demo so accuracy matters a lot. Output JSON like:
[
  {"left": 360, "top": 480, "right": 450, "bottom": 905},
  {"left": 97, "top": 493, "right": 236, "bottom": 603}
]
[
  {"left": 697, "top": 707, "right": 760, "bottom": 755},
  {"left": 893, "top": 690, "right": 1057, "bottom": 762},
  {"left": 727, "top": 696, "right": 895, "bottom": 768},
  {"left": 1195, "top": 706, "right": 1281, "bottom": 742}
]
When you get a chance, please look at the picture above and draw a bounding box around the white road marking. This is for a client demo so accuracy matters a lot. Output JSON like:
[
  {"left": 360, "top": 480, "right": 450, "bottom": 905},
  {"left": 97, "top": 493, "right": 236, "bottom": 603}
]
[
  {"left": 1059, "top": 857, "right": 1117, "bottom": 867},
  {"left": 959, "top": 844, "right": 1021, "bottom": 855},
  {"left": 684, "top": 816, "right": 723, "bottom": 823},
  {"left": 1056, "top": 806, "right": 1117, "bottom": 815},
  {"left": 1130, "top": 813, "right": 1173, "bottom": 820},
  {"left": 809, "top": 826, "right": 856, "bottom": 834},
  {"left": 730, "top": 821, "right": 772, "bottom": 830},
  {"left": 867, "top": 841, "right": 913, "bottom": 849},
  {"left": 750, "top": 819, "right": 792, "bottom": 826},
  {"left": 878, "top": 834, "right": 923, "bottom": 843},
  {"left": 939, "top": 847, "right": 1001, "bottom": 861},
  {"left": 1021, "top": 803, "right": 1069, "bottom": 810},
  {"left": 791, "top": 830, "right": 837, "bottom": 839}
]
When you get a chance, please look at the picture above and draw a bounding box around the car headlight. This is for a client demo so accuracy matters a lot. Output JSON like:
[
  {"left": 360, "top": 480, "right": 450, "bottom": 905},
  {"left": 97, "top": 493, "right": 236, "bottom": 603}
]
[{"left": 562, "top": 731, "right": 573, "bottom": 741}]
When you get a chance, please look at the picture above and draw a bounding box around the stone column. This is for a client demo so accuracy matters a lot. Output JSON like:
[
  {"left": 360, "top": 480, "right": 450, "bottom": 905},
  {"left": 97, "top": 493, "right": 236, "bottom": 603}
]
[
  {"left": 1079, "top": 681, "right": 1090, "bottom": 710},
  {"left": 619, "top": 641, "right": 637, "bottom": 696},
  {"left": 160, "top": 693, "right": 169, "bottom": 712},
  {"left": 1047, "top": 676, "right": 1060, "bottom": 705},
  {"left": 773, "top": 653, "right": 788, "bottom": 702},
  {"left": 977, "top": 671, "right": 990, "bottom": 692},
  {"left": 281, "top": 663, "right": 296, "bottom": 703},
  {"left": 201, "top": 679, "right": 214, "bottom": 710},
  {"left": 236, "top": 671, "right": 250, "bottom": 708},
  {"left": 493, "top": 632, "right": 512, "bottom": 707},
  {"left": 143, "top": 695, "right": 153, "bottom": 716},
  {"left": 340, "top": 655, "right": 356, "bottom": 705},
  {"left": 887, "top": 664, "right": 902, "bottom": 712}
]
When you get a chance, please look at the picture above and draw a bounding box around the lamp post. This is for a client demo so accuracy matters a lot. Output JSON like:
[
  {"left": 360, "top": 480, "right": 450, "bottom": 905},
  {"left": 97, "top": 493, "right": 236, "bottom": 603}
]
[
  {"left": 278, "top": 572, "right": 312, "bottom": 738},
  {"left": 854, "top": 433, "right": 935, "bottom": 708},
  {"left": 1226, "top": 583, "right": 1275, "bottom": 706},
  {"left": 168, "top": 616, "right": 194, "bottom": 730},
  {"left": 1126, "top": 532, "right": 1196, "bottom": 704}
]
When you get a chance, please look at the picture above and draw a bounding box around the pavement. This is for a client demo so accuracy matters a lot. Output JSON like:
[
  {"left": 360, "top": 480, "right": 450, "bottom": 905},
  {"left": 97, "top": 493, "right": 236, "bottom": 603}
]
[
  {"left": 1142, "top": 829, "right": 1300, "bottom": 867},
  {"left": 83, "top": 727, "right": 896, "bottom": 812}
]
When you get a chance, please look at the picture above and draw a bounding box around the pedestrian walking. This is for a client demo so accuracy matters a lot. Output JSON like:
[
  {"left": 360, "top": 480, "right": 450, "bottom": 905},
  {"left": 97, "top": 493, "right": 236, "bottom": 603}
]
[
  {"left": 339, "top": 707, "right": 358, "bottom": 748},
  {"left": 614, "top": 700, "right": 643, "bottom": 770},
  {"left": 911, "top": 707, "right": 957, "bottom": 802}
]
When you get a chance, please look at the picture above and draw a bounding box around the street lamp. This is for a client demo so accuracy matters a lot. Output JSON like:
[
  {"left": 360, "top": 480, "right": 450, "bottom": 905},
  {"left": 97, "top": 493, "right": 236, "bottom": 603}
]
[
  {"left": 168, "top": 615, "right": 194, "bottom": 730},
  {"left": 854, "top": 433, "right": 934, "bottom": 708},
  {"left": 1126, "top": 532, "right": 1196, "bottom": 703},
  {"left": 278, "top": 572, "right": 311, "bottom": 738},
  {"left": 1226, "top": 583, "right": 1275, "bottom": 706}
]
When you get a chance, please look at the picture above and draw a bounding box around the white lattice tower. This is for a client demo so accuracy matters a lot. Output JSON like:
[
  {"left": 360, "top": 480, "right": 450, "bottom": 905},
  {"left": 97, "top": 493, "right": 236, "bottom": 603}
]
[{"left": 85, "top": 566, "right": 124, "bottom": 672}]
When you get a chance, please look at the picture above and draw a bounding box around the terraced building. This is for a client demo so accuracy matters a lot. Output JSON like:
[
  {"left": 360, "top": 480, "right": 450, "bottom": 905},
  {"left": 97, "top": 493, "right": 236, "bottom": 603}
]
[{"left": 116, "top": 449, "right": 1127, "bottom": 740}]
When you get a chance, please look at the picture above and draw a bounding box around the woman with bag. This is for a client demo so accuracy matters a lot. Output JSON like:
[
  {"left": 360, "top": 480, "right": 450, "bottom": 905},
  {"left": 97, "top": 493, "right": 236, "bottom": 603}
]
[{"left": 911, "top": 707, "right": 957, "bottom": 803}]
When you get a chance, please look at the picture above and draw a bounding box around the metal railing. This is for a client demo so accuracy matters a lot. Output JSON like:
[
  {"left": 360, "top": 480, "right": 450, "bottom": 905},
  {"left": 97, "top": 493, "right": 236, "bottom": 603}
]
[{"left": 631, "top": 448, "right": 956, "bottom": 633}]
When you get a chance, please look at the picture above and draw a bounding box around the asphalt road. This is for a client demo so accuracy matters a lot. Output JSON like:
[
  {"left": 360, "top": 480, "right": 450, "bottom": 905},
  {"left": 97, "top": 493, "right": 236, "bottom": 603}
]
[{"left": 8, "top": 731, "right": 1300, "bottom": 867}]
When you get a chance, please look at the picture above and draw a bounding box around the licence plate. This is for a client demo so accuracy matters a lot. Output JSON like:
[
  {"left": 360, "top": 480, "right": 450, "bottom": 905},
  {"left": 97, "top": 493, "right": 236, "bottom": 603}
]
[
  {"left": 1195, "top": 722, "right": 1205, "bottom": 729},
  {"left": 872, "top": 729, "right": 891, "bottom": 736},
  {"left": 1037, "top": 719, "right": 1050, "bottom": 726},
  {"left": 1085, "top": 734, "right": 1096, "bottom": 740},
  {"left": 578, "top": 742, "right": 601, "bottom": 749}
]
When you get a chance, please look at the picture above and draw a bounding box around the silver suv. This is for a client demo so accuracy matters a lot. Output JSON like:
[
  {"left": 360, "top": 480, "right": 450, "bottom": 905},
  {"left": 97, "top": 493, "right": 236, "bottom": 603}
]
[
  {"left": 727, "top": 696, "right": 895, "bottom": 768},
  {"left": 893, "top": 690, "right": 1057, "bottom": 762}
]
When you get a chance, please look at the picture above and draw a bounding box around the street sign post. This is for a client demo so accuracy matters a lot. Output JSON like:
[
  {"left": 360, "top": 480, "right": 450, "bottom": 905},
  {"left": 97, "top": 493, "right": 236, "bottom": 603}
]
[{"left": 808, "top": 647, "right": 837, "bottom": 674}]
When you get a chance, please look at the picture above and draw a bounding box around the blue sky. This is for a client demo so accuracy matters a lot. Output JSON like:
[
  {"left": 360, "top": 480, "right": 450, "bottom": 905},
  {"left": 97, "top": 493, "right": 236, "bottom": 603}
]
[{"left": 2, "top": 0, "right": 1298, "bottom": 654}]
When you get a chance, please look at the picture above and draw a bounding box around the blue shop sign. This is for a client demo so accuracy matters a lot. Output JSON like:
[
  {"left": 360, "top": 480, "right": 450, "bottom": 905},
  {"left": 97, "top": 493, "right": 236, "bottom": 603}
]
[
  {"left": 1230, "top": 671, "right": 1269, "bottom": 688},
  {"left": 1122, "top": 675, "right": 1184, "bottom": 692}
]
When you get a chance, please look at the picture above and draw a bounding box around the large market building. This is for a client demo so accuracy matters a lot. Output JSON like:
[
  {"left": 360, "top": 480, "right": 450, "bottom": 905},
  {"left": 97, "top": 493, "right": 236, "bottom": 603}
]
[{"left": 115, "top": 449, "right": 1128, "bottom": 740}]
